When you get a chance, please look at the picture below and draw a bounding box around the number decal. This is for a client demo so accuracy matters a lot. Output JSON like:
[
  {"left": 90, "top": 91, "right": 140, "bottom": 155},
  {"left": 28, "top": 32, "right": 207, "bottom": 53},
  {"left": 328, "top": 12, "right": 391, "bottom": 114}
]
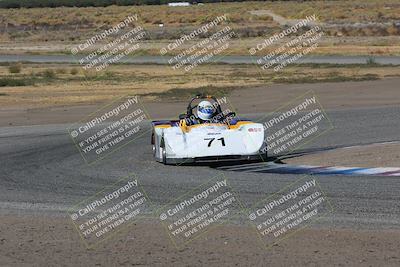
[
  {"left": 204, "top": 138, "right": 215, "bottom": 147},
  {"left": 204, "top": 137, "right": 226, "bottom": 147},
  {"left": 218, "top": 137, "right": 225, "bottom": 146}
]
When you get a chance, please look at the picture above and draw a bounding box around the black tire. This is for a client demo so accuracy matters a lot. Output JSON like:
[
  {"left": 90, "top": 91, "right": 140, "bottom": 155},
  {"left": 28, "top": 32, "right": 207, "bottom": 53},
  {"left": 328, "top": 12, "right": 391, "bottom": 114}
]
[
  {"left": 162, "top": 146, "right": 167, "bottom": 164},
  {"left": 160, "top": 136, "right": 167, "bottom": 164}
]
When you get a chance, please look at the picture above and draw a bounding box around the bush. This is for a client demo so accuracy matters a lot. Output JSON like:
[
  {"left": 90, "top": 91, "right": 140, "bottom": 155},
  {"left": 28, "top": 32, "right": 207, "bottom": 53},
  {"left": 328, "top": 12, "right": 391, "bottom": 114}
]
[
  {"left": 56, "top": 68, "right": 67, "bottom": 74},
  {"left": 8, "top": 64, "right": 22, "bottom": 74},
  {"left": 42, "top": 69, "right": 56, "bottom": 79},
  {"left": 70, "top": 68, "right": 79, "bottom": 75},
  {"left": 103, "top": 70, "right": 116, "bottom": 79},
  {"left": 0, "top": 78, "right": 34, "bottom": 87}
]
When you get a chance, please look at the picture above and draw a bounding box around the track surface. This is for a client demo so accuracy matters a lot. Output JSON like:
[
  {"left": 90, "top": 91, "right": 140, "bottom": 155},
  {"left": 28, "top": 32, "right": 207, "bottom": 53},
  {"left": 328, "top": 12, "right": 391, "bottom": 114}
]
[{"left": 1, "top": 106, "right": 400, "bottom": 229}]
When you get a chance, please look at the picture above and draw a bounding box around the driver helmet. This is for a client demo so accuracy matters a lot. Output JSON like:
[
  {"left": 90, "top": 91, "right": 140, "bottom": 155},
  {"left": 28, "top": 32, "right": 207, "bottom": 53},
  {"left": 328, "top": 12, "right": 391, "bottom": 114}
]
[{"left": 197, "top": 100, "right": 215, "bottom": 121}]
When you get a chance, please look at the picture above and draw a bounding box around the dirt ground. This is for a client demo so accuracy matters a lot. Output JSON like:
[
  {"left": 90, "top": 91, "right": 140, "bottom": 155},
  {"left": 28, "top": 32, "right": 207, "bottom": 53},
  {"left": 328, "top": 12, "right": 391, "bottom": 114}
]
[
  {"left": 2, "top": 63, "right": 398, "bottom": 109},
  {"left": 0, "top": 215, "right": 399, "bottom": 267}
]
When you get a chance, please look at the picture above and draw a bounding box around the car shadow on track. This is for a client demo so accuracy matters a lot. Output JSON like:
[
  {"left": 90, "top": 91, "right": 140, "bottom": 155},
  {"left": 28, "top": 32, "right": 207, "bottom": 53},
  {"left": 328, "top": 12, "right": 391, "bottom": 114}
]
[{"left": 184, "top": 144, "right": 361, "bottom": 169}]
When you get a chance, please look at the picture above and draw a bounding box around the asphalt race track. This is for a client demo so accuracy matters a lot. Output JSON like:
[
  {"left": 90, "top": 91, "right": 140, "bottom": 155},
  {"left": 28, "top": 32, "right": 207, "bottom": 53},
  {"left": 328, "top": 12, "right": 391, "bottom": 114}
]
[{"left": 1, "top": 106, "right": 400, "bottom": 230}]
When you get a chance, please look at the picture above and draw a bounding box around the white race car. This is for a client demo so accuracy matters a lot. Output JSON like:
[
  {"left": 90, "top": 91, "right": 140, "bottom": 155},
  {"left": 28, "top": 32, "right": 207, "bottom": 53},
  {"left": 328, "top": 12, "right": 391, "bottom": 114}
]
[{"left": 151, "top": 94, "right": 266, "bottom": 164}]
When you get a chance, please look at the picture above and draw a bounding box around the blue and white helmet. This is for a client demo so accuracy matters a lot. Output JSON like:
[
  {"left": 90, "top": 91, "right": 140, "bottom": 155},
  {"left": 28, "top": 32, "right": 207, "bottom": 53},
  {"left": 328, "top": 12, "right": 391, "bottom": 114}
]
[{"left": 197, "top": 100, "right": 215, "bottom": 121}]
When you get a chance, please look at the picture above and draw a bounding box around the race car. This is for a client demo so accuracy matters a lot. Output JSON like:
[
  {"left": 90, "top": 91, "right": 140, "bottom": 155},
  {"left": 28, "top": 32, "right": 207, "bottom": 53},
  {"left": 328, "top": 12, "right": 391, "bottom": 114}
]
[{"left": 151, "top": 94, "right": 266, "bottom": 164}]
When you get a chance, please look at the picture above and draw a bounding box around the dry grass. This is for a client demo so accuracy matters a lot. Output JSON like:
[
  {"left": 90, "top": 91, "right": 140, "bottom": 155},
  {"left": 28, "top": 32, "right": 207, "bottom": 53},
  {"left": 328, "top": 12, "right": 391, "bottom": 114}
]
[
  {"left": 0, "top": 1, "right": 399, "bottom": 57},
  {"left": 0, "top": 3, "right": 268, "bottom": 28},
  {"left": 0, "top": 0, "right": 399, "bottom": 44},
  {"left": 0, "top": 62, "right": 399, "bottom": 107},
  {"left": 263, "top": 0, "right": 400, "bottom": 23},
  {"left": 1, "top": 1, "right": 399, "bottom": 28}
]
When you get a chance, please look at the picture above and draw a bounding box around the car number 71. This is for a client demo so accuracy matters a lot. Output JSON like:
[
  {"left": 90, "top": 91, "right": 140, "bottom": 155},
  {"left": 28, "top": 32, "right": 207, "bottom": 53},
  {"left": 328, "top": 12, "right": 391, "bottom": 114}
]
[{"left": 204, "top": 137, "right": 226, "bottom": 147}]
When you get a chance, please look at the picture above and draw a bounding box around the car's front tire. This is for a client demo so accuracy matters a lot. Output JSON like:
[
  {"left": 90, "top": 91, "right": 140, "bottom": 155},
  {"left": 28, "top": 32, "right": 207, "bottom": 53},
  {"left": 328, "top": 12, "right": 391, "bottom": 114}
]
[
  {"left": 160, "top": 136, "right": 167, "bottom": 164},
  {"left": 161, "top": 146, "right": 167, "bottom": 164}
]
